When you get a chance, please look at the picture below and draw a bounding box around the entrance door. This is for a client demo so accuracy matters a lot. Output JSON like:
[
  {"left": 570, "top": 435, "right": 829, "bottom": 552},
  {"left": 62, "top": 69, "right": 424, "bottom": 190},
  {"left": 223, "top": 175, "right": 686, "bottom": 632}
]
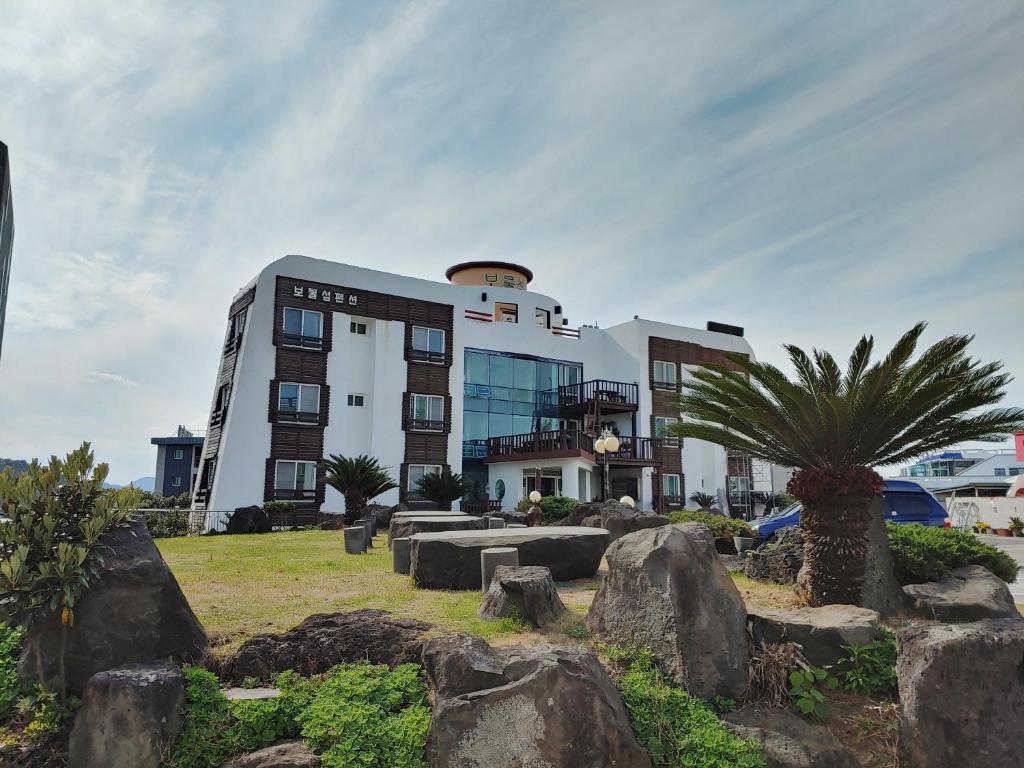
[{"left": 610, "top": 476, "right": 638, "bottom": 502}]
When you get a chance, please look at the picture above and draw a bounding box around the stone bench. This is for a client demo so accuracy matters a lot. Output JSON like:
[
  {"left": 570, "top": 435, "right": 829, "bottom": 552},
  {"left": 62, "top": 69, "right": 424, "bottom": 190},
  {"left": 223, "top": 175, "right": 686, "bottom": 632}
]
[
  {"left": 389, "top": 516, "right": 485, "bottom": 548},
  {"left": 410, "top": 526, "right": 610, "bottom": 590}
]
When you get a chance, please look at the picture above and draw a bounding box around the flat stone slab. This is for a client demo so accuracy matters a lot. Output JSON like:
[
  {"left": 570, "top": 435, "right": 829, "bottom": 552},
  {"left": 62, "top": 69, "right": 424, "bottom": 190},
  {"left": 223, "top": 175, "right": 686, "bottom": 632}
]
[
  {"left": 390, "top": 516, "right": 485, "bottom": 547},
  {"left": 223, "top": 687, "right": 281, "bottom": 701},
  {"left": 410, "top": 526, "right": 609, "bottom": 590},
  {"left": 392, "top": 511, "right": 470, "bottom": 518}
]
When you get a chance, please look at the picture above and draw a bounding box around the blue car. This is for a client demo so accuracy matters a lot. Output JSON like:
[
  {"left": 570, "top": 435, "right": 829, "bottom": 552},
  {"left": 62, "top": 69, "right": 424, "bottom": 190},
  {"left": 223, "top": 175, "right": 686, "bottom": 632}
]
[{"left": 749, "top": 479, "right": 947, "bottom": 540}]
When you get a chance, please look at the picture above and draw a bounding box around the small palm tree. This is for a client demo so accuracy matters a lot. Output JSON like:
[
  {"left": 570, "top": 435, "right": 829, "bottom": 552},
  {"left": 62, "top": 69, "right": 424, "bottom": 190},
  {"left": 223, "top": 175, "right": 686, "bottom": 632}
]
[
  {"left": 672, "top": 323, "right": 1024, "bottom": 606},
  {"left": 321, "top": 454, "right": 398, "bottom": 523},
  {"left": 416, "top": 468, "right": 470, "bottom": 511},
  {"left": 689, "top": 491, "right": 719, "bottom": 510}
]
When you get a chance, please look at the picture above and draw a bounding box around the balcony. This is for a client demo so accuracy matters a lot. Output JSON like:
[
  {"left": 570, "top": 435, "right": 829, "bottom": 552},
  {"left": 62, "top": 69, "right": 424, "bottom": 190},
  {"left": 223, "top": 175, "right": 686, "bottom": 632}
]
[
  {"left": 475, "top": 429, "right": 667, "bottom": 465},
  {"left": 405, "top": 417, "right": 445, "bottom": 432},
  {"left": 277, "top": 408, "right": 320, "bottom": 425},
  {"left": 558, "top": 380, "right": 639, "bottom": 415},
  {"left": 281, "top": 333, "right": 323, "bottom": 351},
  {"left": 273, "top": 487, "right": 317, "bottom": 502},
  {"left": 408, "top": 348, "right": 446, "bottom": 365}
]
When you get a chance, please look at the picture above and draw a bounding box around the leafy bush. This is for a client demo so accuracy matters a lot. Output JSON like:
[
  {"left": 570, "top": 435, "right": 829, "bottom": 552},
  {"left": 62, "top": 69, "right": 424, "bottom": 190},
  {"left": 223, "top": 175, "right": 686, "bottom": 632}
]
[
  {"left": 838, "top": 630, "right": 897, "bottom": 697},
  {"left": 262, "top": 500, "right": 297, "bottom": 515},
  {"left": 515, "top": 494, "right": 579, "bottom": 525},
  {"left": 0, "top": 624, "right": 24, "bottom": 722},
  {"left": 297, "top": 662, "right": 429, "bottom": 768},
  {"left": 667, "top": 510, "right": 754, "bottom": 541},
  {"left": 137, "top": 490, "right": 192, "bottom": 509},
  {"left": 886, "top": 523, "right": 1019, "bottom": 584},
  {"left": 787, "top": 666, "right": 837, "bottom": 720},
  {"left": 140, "top": 509, "right": 190, "bottom": 538},
  {"left": 607, "top": 645, "right": 766, "bottom": 768}
]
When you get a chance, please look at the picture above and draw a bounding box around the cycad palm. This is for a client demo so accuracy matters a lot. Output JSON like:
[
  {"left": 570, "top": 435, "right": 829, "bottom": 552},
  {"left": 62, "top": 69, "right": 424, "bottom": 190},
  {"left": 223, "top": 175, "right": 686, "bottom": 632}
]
[
  {"left": 321, "top": 454, "right": 398, "bottom": 523},
  {"left": 672, "top": 323, "right": 1024, "bottom": 605},
  {"left": 415, "top": 468, "right": 470, "bottom": 511}
]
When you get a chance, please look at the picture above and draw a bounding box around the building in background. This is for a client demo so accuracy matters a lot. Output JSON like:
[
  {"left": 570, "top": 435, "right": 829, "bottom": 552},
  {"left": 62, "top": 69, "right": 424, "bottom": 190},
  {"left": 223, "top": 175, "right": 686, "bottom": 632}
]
[
  {"left": 191, "top": 255, "right": 756, "bottom": 530},
  {"left": 889, "top": 447, "right": 1024, "bottom": 499},
  {"left": 897, "top": 449, "right": 1007, "bottom": 478},
  {"left": 151, "top": 426, "right": 205, "bottom": 497},
  {"left": 0, "top": 141, "right": 14, "bottom": 364}
]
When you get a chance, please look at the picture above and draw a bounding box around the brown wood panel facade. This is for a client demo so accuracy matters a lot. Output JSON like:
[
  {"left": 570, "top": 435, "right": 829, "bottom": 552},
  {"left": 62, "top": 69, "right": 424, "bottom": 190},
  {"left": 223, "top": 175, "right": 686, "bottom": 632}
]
[{"left": 269, "top": 275, "right": 454, "bottom": 509}]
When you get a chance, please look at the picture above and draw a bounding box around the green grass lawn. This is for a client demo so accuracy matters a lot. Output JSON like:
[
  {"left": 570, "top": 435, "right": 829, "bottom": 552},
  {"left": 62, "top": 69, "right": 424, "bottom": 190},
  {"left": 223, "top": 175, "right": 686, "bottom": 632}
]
[{"left": 157, "top": 529, "right": 595, "bottom": 655}]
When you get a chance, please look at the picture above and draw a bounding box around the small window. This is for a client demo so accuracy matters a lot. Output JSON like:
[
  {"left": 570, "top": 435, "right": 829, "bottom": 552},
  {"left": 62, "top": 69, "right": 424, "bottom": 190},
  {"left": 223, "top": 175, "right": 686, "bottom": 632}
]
[
  {"left": 173, "top": 448, "right": 185, "bottom": 460},
  {"left": 535, "top": 308, "right": 550, "bottom": 329},
  {"left": 411, "top": 327, "right": 446, "bottom": 363},
  {"left": 995, "top": 467, "right": 1007, "bottom": 476},
  {"left": 655, "top": 416, "right": 680, "bottom": 447},
  {"left": 653, "top": 361, "right": 677, "bottom": 389},
  {"left": 407, "top": 464, "right": 442, "bottom": 497},
  {"left": 663, "top": 474, "right": 681, "bottom": 500},
  {"left": 347, "top": 394, "right": 365, "bottom": 407},
  {"left": 282, "top": 307, "right": 323, "bottom": 348},
  {"left": 1009, "top": 467, "right": 1023, "bottom": 476},
  {"left": 274, "top": 460, "right": 317, "bottom": 500},
  {"left": 171, "top": 476, "right": 183, "bottom": 488},
  {"left": 278, "top": 383, "right": 320, "bottom": 423},
  {"left": 409, "top": 394, "right": 444, "bottom": 431},
  {"left": 495, "top": 302, "right": 518, "bottom": 323},
  {"left": 350, "top": 321, "right": 367, "bottom": 335}
]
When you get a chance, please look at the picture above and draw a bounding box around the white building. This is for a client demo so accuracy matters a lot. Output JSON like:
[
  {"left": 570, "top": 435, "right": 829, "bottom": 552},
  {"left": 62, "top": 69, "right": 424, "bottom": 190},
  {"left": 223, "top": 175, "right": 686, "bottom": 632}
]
[{"left": 192, "top": 256, "right": 755, "bottom": 529}]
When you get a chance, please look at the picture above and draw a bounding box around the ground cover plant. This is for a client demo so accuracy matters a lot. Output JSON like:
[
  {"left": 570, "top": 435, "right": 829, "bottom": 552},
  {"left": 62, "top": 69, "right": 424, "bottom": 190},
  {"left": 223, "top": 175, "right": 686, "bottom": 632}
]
[
  {"left": 667, "top": 510, "right": 754, "bottom": 547},
  {"left": 672, "top": 322, "right": 1024, "bottom": 605},
  {"left": 886, "top": 522, "right": 1018, "bottom": 584},
  {"left": 605, "top": 644, "right": 767, "bottom": 768}
]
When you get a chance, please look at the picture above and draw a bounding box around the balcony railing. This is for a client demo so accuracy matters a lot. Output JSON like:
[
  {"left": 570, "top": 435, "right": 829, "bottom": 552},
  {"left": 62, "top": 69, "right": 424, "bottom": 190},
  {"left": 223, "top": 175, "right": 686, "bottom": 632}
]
[
  {"left": 281, "top": 333, "right": 323, "bottom": 350},
  {"left": 605, "top": 435, "right": 665, "bottom": 463},
  {"left": 405, "top": 417, "right": 444, "bottom": 432},
  {"left": 485, "top": 429, "right": 595, "bottom": 459},
  {"left": 558, "top": 380, "right": 639, "bottom": 410},
  {"left": 278, "top": 409, "right": 320, "bottom": 424},
  {"left": 408, "top": 348, "right": 446, "bottom": 365},
  {"left": 273, "top": 487, "right": 317, "bottom": 501},
  {"left": 209, "top": 408, "right": 228, "bottom": 428}
]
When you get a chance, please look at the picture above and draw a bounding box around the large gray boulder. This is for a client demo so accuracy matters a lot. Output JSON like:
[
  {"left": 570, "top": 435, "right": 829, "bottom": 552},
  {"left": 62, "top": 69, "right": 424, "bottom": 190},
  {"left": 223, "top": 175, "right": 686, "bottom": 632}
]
[
  {"left": 723, "top": 705, "right": 859, "bottom": 768},
  {"left": 421, "top": 634, "right": 511, "bottom": 698},
  {"left": 747, "top": 604, "right": 882, "bottom": 668},
  {"left": 898, "top": 619, "right": 1024, "bottom": 768},
  {"left": 222, "top": 609, "right": 431, "bottom": 681},
  {"left": 903, "top": 565, "right": 1021, "bottom": 622},
  {"left": 587, "top": 523, "right": 749, "bottom": 699},
  {"left": 478, "top": 566, "right": 567, "bottom": 628},
  {"left": 68, "top": 662, "right": 185, "bottom": 768},
  {"left": 426, "top": 645, "right": 651, "bottom": 768},
  {"left": 583, "top": 502, "right": 670, "bottom": 542},
  {"left": 223, "top": 741, "right": 321, "bottom": 767},
  {"left": 410, "top": 527, "right": 609, "bottom": 590},
  {"left": 19, "top": 519, "right": 207, "bottom": 695}
]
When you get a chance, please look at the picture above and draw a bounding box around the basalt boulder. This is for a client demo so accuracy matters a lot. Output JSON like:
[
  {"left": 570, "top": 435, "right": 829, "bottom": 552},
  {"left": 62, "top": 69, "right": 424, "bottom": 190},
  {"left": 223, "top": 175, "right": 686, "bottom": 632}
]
[
  {"left": 223, "top": 741, "right": 321, "bottom": 768},
  {"left": 903, "top": 565, "right": 1021, "bottom": 622},
  {"left": 747, "top": 604, "right": 881, "bottom": 668},
  {"left": 587, "top": 523, "right": 749, "bottom": 699},
  {"left": 723, "top": 705, "right": 859, "bottom": 768},
  {"left": 744, "top": 526, "right": 804, "bottom": 585},
  {"left": 226, "top": 506, "right": 273, "bottom": 534},
  {"left": 421, "top": 634, "right": 511, "bottom": 698}
]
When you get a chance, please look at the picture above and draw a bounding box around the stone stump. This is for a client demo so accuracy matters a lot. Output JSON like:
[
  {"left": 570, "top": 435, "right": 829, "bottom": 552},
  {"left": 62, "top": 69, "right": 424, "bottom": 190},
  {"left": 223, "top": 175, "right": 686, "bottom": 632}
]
[
  {"left": 344, "top": 526, "right": 366, "bottom": 554},
  {"left": 354, "top": 517, "right": 374, "bottom": 547},
  {"left": 480, "top": 547, "right": 519, "bottom": 593},
  {"left": 478, "top": 566, "right": 567, "bottom": 628},
  {"left": 487, "top": 517, "right": 506, "bottom": 529},
  {"left": 393, "top": 537, "right": 412, "bottom": 574},
  {"left": 68, "top": 663, "right": 185, "bottom": 768}
]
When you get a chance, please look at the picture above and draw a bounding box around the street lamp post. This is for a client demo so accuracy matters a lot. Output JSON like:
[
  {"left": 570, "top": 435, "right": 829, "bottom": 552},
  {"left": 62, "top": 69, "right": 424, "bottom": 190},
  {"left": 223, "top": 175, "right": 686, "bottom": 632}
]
[{"left": 593, "top": 429, "right": 620, "bottom": 502}]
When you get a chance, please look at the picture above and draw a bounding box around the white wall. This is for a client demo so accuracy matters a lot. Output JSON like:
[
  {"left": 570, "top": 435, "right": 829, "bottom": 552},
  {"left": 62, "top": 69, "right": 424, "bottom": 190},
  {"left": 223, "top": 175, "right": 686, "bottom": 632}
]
[{"left": 947, "top": 496, "right": 1024, "bottom": 530}]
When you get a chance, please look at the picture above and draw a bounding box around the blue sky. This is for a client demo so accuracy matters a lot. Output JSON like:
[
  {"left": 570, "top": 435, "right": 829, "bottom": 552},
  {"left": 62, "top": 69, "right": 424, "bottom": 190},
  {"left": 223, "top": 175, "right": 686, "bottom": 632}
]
[{"left": 1, "top": 1, "right": 1022, "bottom": 483}]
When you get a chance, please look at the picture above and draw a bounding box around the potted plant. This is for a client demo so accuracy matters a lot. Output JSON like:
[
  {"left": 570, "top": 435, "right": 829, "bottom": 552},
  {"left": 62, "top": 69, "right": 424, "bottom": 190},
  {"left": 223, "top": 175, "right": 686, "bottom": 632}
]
[
  {"left": 1008, "top": 516, "right": 1024, "bottom": 538},
  {"left": 974, "top": 521, "right": 992, "bottom": 535},
  {"left": 731, "top": 519, "right": 757, "bottom": 554}
]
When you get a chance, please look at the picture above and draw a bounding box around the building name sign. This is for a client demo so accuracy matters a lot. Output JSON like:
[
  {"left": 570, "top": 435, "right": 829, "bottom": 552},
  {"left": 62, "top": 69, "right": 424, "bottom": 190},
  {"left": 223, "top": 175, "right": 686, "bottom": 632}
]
[
  {"left": 483, "top": 273, "right": 527, "bottom": 290},
  {"left": 293, "top": 284, "right": 359, "bottom": 306}
]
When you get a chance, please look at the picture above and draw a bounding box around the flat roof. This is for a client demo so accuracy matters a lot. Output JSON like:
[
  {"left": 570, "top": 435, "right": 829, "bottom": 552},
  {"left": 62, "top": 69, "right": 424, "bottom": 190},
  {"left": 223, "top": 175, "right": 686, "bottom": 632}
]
[{"left": 151, "top": 436, "right": 205, "bottom": 446}]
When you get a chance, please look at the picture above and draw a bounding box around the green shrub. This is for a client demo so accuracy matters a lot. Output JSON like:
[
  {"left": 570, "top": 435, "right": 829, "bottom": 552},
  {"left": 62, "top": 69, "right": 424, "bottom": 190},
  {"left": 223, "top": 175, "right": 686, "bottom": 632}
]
[
  {"left": 667, "top": 510, "right": 755, "bottom": 541},
  {"left": 0, "top": 624, "right": 24, "bottom": 722},
  {"left": 141, "top": 509, "right": 190, "bottom": 538},
  {"left": 515, "top": 495, "right": 579, "bottom": 525},
  {"left": 886, "top": 523, "right": 1019, "bottom": 584},
  {"left": 787, "top": 666, "right": 837, "bottom": 720},
  {"left": 607, "top": 645, "right": 766, "bottom": 768},
  {"left": 262, "top": 500, "right": 297, "bottom": 515},
  {"left": 838, "top": 630, "right": 897, "bottom": 697},
  {"left": 297, "top": 663, "right": 429, "bottom": 768}
]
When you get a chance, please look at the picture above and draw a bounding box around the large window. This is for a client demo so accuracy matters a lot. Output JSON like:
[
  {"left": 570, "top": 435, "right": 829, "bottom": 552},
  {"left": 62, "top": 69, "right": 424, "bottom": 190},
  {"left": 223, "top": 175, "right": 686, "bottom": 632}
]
[
  {"left": 278, "top": 383, "right": 320, "bottom": 422},
  {"left": 411, "top": 327, "right": 445, "bottom": 363},
  {"left": 275, "top": 460, "right": 317, "bottom": 500},
  {"left": 409, "top": 394, "right": 444, "bottom": 431},
  {"left": 282, "top": 308, "right": 323, "bottom": 349},
  {"left": 653, "top": 361, "right": 677, "bottom": 389},
  {"left": 654, "top": 416, "right": 680, "bottom": 447},
  {"left": 535, "top": 308, "right": 550, "bottom": 328},
  {"left": 522, "top": 468, "right": 563, "bottom": 497},
  {"left": 663, "top": 474, "right": 681, "bottom": 501},
  {"left": 407, "top": 464, "right": 442, "bottom": 497}
]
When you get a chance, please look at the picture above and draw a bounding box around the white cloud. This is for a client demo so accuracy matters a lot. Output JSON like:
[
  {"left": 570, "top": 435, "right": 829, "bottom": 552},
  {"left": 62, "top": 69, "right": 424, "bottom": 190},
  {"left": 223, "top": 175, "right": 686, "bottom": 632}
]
[{"left": 84, "top": 372, "right": 139, "bottom": 387}]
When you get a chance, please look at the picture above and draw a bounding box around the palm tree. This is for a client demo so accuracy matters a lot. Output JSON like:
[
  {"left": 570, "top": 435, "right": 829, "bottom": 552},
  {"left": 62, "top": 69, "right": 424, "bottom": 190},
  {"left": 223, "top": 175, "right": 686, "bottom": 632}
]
[
  {"left": 415, "top": 468, "right": 470, "bottom": 511},
  {"left": 321, "top": 454, "right": 398, "bottom": 524},
  {"left": 689, "top": 491, "right": 719, "bottom": 510},
  {"left": 671, "top": 323, "right": 1024, "bottom": 606}
]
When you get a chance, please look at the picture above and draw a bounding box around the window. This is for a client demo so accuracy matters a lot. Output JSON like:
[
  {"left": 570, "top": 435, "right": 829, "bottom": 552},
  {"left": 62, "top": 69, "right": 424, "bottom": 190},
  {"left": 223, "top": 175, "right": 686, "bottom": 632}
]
[
  {"left": 347, "top": 393, "right": 365, "bottom": 407},
  {"left": 1010, "top": 467, "right": 1023, "bottom": 476},
  {"left": 278, "top": 383, "right": 320, "bottom": 422},
  {"left": 173, "top": 448, "right": 184, "bottom": 460},
  {"left": 653, "top": 361, "right": 677, "bottom": 389},
  {"left": 995, "top": 468, "right": 1007, "bottom": 476},
  {"left": 226, "top": 310, "right": 246, "bottom": 349},
  {"left": 409, "top": 394, "right": 444, "bottom": 431},
  {"left": 655, "top": 416, "right": 679, "bottom": 447},
  {"left": 535, "top": 308, "right": 550, "bottom": 329},
  {"left": 411, "top": 326, "right": 446, "bottom": 363},
  {"left": 407, "top": 464, "right": 442, "bottom": 497},
  {"left": 350, "top": 321, "right": 367, "bottom": 335},
  {"left": 282, "top": 308, "right": 323, "bottom": 349},
  {"left": 275, "top": 460, "right": 317, "bottom": 500},
  {"left": 522, "top": 468, "right": 563, "bottom": 497},
  {"left": 172, "top": 476, "right": 182, "bottom": 488},
  {"left": 663, "top": 474, "right": 681, "bottom": 501},
  {"left": 495, "top": 302, "right": 518, "bottom": 323}
]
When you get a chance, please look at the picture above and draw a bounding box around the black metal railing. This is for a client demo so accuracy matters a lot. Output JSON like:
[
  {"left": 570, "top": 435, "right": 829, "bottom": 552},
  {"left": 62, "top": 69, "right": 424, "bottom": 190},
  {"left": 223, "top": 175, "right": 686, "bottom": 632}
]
[
  {"left": 558, "top": 379, "right": 639, "bottom": 409},
  {"left": 277, "top": 409, "right": 320, "bottom": 424},
  {"left": 281, "top": 333, "right": 323, "bottom": 350},
  {"left": 652, "top": 379, "right": 679, "bottom": 391},
  {"left": 462, "top": 499, "right": 503, "bottom": 515},
  {"left": 209, "top": 408, "right": 228, "bottom": 428},
  {"left": 604, "top": 435, "right": 664, "bottom": 462},
  {"left": 273, "top": 487, "right": 317, "bottom": 501},
  {"left": 223, "top": 335, "right": 243, "bottom": 354},
  {"left": 408, "top": 348, "right": 446, "bottom": 364},
  {"left": 485, "top": 430, "right": 595, "bottom": 459},
  {"left": 405, "top": 417, "right": 444, "bottom": 432}
]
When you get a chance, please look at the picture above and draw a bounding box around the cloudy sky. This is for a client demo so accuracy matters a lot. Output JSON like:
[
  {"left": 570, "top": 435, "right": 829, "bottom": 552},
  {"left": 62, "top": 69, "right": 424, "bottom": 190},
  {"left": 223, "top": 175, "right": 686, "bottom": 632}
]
[{"left": 1, "top": 1, "right": 1022, "bottom": 484}]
